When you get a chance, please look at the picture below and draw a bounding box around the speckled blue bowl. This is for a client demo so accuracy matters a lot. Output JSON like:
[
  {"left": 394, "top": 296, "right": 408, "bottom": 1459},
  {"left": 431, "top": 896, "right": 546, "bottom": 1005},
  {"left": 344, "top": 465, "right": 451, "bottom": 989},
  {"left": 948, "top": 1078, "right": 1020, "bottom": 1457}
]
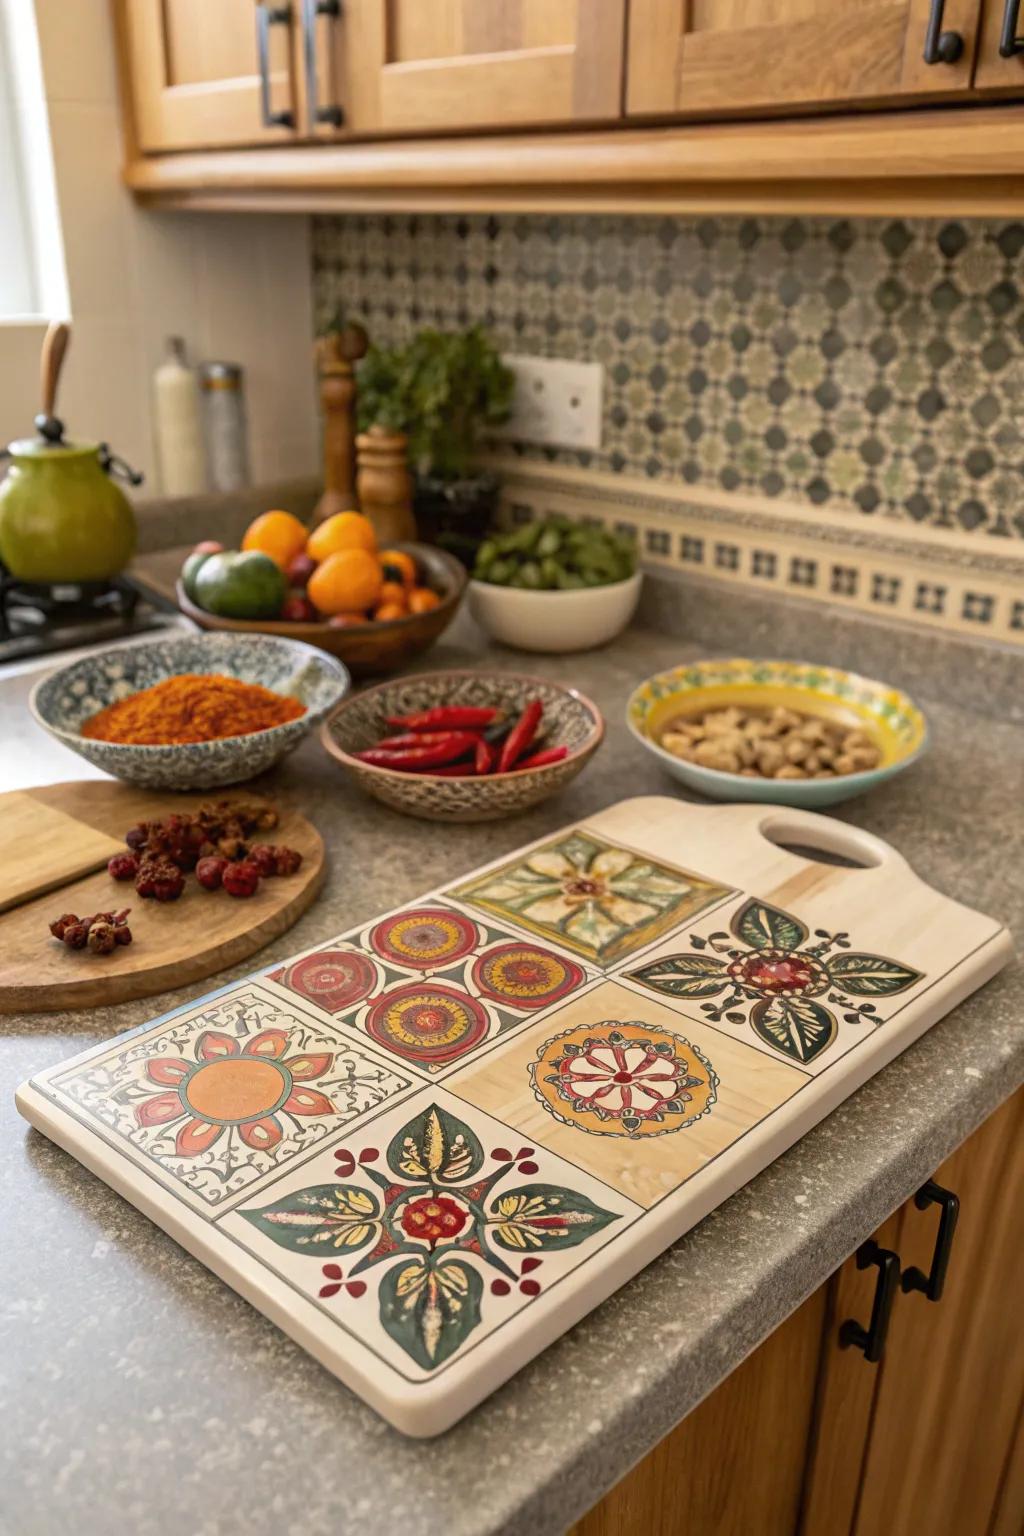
[{"left": 30, "top": 633, "right": 350, "bottom": 790}]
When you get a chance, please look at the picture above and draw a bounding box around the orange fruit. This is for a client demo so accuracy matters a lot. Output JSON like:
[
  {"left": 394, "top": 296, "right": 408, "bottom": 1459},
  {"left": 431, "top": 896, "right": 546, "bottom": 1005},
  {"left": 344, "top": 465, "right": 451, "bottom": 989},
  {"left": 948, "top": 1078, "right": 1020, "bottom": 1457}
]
[
  {"left": 308, "top": 549, "right": 382, "bottom": 616},
  {"left": 242, "top": 510, "right": 308, "bottom": 570},
  {"left": 408, "top": 586, "right": 441, "bottom": 614},
  {"left": 307, "top": 510, "right": 377, "bottom": 563},
  {"left": 374, "top": 602, "right": 407, "bottom": 623},
  {"left": 378, "top": 580, "right": 408, "bottom": 610},
  {"left": 379, "top": 549, "right": 417, "bottom": 588}
]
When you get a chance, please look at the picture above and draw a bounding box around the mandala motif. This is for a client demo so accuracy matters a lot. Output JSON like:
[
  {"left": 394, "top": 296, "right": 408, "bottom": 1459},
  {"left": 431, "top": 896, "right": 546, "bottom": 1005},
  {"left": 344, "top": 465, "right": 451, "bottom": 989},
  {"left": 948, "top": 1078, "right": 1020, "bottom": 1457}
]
[
  {"left": 628, "top": 897, "right": 923, "bottom": 1065},
  {"left": 244, "top": 1102, "right": 620, "bottom": 1371},
  {"left": 365, "top": 983, "right": 490, "bottom": 1070},
  {"left": 370, "top": 907, "right": 478, "bottom": 969},
  {"left": 530, "top": 1020, "right": 718, "bottom": 1138},
  {"left": 134, "top": 1027, "right": 336, "bottom": 1156},
  {"left": 453, "top": 831, "right": 729, "bottom": 965},
  {"left": 471, "top": 942, "right": 584, "bottom": 1010},
  {"left": 273, "top": 949, "right": 377, "bottom": 1013}
]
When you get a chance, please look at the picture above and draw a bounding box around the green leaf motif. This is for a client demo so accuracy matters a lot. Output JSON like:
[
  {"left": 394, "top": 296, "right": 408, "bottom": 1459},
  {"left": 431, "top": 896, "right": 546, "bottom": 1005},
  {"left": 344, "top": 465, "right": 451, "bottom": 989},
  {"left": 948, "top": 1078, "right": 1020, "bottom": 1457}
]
[
  {"left": 629, "top": 953, "right": 728, "bottom": 998},
  {"left": 387, "top": 1103, "right": 484, "bottom": 1185},
  {"left": 487, "top": 1183, "right": 620, "bottom": 1252},
  {"left": 751, "top": 997, "right": 837, "bottom": 1063},
  {"left": 379, "top": 1255, "right": 483, "bottom": 1371},
  {"left": 827, "top": 953, "right": 922, "bottom": 996},
  {"left": 242, "top": 1184, "right": 381, "bottom": 1253},
  {"left": 733, "top": 899, "right": 808, "bottom": 953}
]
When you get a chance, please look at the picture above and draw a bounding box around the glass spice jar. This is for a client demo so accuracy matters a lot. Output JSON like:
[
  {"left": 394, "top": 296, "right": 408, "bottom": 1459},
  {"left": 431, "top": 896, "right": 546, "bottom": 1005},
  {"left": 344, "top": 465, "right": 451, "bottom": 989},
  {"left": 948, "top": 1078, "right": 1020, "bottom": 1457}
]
[{"left": 199, "top": 361, "right": 250, "bottom": 492}]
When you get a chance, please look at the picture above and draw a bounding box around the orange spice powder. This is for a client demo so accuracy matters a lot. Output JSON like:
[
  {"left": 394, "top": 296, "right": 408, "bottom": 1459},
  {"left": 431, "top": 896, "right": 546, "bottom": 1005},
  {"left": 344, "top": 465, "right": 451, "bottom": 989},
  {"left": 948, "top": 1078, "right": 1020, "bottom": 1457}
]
[{"left": 80, "top": 673, "right": 306, "bottom": 745}]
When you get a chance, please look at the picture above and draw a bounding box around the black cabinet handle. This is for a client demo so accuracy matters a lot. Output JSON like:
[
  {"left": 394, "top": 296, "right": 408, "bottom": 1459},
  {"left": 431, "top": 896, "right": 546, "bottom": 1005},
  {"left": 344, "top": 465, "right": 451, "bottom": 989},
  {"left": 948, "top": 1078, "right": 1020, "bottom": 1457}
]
[
  {"left": 257, "top": 3, "right": 296, "bottom": 128},
  {"left": 303, "top": 0, "right": 345, "bottom": 129},
  {"left": 923, "top": 0, "right": 965, "bottom": 63},
  {"left": 839, "top": 1240, "right": 900, "bottom": 1363},
  {"left": 1000, "top": 0, "right": 1024, "bottom": 55},
  {"left": 901, "top": 1179, "right": 960, "bottom": 1302}
]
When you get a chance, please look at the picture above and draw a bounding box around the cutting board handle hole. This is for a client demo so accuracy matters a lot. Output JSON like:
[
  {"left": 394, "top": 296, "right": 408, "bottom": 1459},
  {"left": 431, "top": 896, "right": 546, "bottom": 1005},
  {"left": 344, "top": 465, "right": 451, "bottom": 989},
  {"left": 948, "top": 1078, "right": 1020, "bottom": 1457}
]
[{"left": 758, "top": 813, "right": 883, "bottom": 869}]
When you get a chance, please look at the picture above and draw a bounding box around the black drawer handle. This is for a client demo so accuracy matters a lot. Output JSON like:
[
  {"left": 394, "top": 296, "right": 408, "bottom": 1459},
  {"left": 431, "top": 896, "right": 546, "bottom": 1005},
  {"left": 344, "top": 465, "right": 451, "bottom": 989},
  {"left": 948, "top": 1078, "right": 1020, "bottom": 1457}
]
[
  {"left": 923, "top": 0, "right": 964, "bottom": 63},
  {"left": 839, "top": 1239, "right": 901, "bottom": 1363},
  {"left": 257, "top": 3, "right": 296, "bottom": 128},
  {"left": 1000, "top": 0, "right": 1024, "bottom": 55},
  {"left": 303, "top": 0, "right": 345, "bottom": 129},
  {"left": 901, "top": 1179, "right": 960, "bottom": 1302}
]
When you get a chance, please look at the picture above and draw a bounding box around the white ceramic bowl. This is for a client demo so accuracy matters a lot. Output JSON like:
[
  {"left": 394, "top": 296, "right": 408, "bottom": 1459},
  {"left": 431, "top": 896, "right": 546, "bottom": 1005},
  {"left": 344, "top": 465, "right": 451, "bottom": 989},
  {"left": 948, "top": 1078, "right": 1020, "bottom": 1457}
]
[{"left": 467, "top": 571, "right": 642, "bottom": 654}]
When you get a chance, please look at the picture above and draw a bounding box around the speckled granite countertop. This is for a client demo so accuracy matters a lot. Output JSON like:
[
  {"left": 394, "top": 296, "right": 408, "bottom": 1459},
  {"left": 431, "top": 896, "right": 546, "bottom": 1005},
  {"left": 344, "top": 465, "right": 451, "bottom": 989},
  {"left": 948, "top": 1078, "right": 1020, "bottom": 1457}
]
[{"left": 3, "top": 601, "right": 1022, "bottom": 1536}]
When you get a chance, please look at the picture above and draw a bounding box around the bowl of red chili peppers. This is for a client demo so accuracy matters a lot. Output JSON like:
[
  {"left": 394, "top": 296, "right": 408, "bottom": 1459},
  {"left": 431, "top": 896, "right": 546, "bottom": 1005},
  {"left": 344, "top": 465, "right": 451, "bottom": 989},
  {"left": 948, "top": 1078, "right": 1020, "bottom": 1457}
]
[{"left": 320, "top": 670, "right": 604, "bottom": 821}]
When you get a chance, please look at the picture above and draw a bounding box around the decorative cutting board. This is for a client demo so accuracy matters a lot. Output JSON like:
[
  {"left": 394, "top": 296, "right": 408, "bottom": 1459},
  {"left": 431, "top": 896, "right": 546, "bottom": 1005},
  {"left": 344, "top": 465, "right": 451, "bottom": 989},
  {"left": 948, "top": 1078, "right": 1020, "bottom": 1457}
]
[
  {"left": 16, "top": 797, "right": 1012, "bottom": 1435},
  {"left": 0, "top": 781, "right": 325, "bottom": 1014}
]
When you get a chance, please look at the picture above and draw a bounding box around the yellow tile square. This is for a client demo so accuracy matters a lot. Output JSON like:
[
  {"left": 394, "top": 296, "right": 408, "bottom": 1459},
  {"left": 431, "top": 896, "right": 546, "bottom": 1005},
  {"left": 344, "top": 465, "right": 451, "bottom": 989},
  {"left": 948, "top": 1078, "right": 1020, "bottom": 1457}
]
[{"left": 448, "top": 980, "right": 807, "bottom": 1209}]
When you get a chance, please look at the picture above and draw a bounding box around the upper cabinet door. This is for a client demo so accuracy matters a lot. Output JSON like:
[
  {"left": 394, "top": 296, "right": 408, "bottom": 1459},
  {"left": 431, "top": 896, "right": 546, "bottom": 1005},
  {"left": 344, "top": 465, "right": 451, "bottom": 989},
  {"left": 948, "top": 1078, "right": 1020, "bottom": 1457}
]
[
  {"left": 119, "top": 0, "right": 301, "bottom": 151},
  {"left": 326, "top": 0, "right": 626, "bottom": 137},
  {"left": 626, "top": 0, "right": 984, "bottom": 117},
  {"left": 974, "top": 0, "right": 1024, "bottom": 90}
]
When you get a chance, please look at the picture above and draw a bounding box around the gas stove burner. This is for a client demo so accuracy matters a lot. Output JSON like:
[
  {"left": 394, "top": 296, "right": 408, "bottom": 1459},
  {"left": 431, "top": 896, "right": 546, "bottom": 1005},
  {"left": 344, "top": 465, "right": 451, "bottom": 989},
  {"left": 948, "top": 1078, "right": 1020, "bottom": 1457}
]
[
  {"left": 0, "top": 574, "right": 139, "bottom": 631},
  {"left": 0, "top": 571, "right": 183, "bottom": 665}
]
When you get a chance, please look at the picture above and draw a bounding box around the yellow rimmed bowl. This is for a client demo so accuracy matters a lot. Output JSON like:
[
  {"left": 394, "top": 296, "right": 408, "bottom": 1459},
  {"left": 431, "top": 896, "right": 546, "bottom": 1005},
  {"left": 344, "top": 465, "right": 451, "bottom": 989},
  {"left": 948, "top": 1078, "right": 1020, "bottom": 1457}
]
[{"left": 627, "top": 658, "right": 929, "bottom": 808}]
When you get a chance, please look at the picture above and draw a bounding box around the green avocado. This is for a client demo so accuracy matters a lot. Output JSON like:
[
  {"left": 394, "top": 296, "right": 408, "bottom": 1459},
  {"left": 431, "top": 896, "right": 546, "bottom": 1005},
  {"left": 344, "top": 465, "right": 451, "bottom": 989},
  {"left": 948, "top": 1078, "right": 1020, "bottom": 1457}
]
[
  {"left": 181, "top": 550, "right": 215, "bottom": 603},
  {"left": 193, "top": 550, "right": 286, "bottom": 620}
]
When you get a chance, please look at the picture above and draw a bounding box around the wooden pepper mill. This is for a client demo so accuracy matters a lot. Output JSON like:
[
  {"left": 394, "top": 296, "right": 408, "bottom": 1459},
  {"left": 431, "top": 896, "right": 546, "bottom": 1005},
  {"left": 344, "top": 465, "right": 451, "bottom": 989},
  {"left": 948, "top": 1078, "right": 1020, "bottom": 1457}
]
[
  {"left": 355, "top": 425, "right": 416, "bottom": 544},
  {"left": 312, "top": 322, "right": 369, "bottom": 526}
]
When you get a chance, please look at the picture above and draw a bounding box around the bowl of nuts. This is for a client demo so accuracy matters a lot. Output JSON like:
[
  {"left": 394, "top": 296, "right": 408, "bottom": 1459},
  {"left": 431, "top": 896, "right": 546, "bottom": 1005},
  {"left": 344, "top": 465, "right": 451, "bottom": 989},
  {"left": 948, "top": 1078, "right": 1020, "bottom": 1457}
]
[{"left": 627, "top": 658, "right": 928, "bottom": 807}]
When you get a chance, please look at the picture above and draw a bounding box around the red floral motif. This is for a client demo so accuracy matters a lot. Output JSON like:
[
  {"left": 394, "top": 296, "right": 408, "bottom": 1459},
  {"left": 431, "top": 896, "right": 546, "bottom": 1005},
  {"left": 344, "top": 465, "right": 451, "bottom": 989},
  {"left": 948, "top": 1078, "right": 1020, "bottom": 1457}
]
[
  {"left": 399, "top": 1194, "right": 469, "bottom": 1246},
  {"left": 135, "top": 1028, "right": 335, "bottom": 1157},
  {"left": 727, "top": 948, "right": 829, "bottom": 998}
]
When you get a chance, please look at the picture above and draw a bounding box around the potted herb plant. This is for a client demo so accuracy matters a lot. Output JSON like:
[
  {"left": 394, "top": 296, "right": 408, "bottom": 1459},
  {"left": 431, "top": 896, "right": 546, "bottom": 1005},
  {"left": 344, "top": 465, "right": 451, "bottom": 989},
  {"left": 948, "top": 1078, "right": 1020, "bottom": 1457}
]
[{"left": 357, "top": 325, "right": 515, "bottom": 564}]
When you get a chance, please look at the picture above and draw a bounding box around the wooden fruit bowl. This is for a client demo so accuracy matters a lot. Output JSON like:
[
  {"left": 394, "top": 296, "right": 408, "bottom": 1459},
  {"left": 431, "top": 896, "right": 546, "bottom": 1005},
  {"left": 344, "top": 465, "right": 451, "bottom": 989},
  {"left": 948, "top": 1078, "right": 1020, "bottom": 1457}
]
[{"left": 176, "top": 542, "right": 467, "bottom": 678}]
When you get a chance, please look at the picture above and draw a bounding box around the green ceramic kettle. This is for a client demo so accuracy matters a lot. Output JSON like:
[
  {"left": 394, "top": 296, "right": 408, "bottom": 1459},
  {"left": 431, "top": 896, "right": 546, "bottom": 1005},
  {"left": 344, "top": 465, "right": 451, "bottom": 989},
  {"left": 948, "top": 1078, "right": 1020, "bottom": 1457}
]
[{"left": 0, "top": 322, "right": 142, "bottom": 584}]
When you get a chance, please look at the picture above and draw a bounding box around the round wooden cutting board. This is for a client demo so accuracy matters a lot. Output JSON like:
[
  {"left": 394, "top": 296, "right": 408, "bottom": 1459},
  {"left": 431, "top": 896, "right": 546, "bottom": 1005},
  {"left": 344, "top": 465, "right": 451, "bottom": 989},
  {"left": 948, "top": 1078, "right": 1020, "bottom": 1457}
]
[{"left": 0, "top": 781, "right": 325, "bottom": 1015}]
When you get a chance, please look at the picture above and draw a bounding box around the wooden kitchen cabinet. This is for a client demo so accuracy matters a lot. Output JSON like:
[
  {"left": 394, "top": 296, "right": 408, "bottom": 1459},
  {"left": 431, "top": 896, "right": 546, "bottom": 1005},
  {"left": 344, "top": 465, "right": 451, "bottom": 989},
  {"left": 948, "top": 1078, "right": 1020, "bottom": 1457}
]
[
  {"left": 116, "top": 0, "right": 302, "bottom": 151},
  {"left": 319, "top": 0, "right": 627, "bottom": 137},
  {"left": 571, "top": 1089, "right": 1024, "bottom": 1535},
  {"left": 975, "top": 0, "right": 1024, "bottom": 89},
  {"left": 626, "top": 0, "right": 985, "bottom": 117}
]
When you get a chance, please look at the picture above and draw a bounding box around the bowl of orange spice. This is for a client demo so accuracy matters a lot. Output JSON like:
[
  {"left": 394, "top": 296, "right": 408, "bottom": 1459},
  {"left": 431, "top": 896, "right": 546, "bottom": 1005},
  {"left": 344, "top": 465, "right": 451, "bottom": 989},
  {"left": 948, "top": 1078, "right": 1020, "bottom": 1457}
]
[{"left": 30, "top": 633, "right": 349, "bottom": 790}]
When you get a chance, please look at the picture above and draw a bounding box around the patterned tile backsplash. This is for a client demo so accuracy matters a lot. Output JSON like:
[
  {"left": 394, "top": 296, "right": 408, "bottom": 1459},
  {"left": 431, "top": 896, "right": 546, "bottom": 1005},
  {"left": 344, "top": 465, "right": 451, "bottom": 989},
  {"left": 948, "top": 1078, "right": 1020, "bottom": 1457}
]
[{"left": 312, "top": 213, "right": 1024, "bottom": 541}]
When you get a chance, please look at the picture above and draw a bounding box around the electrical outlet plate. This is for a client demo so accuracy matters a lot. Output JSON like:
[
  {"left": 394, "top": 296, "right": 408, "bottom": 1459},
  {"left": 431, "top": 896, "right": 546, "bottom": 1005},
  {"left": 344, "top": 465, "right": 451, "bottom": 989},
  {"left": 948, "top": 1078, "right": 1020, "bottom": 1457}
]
[{"left": 497, "top": 354, "right": 603, "bottom": 451}]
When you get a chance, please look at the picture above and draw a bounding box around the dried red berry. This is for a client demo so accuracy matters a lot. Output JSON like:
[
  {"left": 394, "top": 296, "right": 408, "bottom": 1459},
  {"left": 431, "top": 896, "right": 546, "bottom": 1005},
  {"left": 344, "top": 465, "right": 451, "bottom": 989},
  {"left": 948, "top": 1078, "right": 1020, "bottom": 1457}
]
[
  {"left": 269, "top": 845, "right": 302, "bottom": 876},
  {"left": 114, "top": 923, "right": 133, "bottom": 946},
  {"left": 248, "top": 845, "right": 278, "bottom": 878},
  {"left": 49, "top": 913, "right": 80, "bottom": 940},
  {"left": 196, "top": 855, "right": 228, "bottom": 890},
  {"left": 136, "top": 857, "right": 184, "bottom": 902},
  {"left": 222, "top": 859, "right": 260, "bottom": 898},
  {"left": 107, "top": 852, "right": 139, "bottom": 881},
  {"left": 87, "top": 921, "right": 118, "bottom": 955},
  {"left": 63, "top": 921, "right": 90, "bottom": 950}
]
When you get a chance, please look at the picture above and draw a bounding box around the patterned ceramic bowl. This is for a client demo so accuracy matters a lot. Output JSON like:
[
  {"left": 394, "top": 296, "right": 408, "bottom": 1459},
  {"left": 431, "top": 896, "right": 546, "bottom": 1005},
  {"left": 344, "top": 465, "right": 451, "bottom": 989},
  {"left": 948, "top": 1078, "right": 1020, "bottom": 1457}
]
[
  {"left": 31, "top": 633, "right": 350, "bottom": 791},
  {"left": 321, "top": 670, "right": 604, "bottom": 822},
  {"left": 627, "top": 658, "right": 928, "bottom": 808}
]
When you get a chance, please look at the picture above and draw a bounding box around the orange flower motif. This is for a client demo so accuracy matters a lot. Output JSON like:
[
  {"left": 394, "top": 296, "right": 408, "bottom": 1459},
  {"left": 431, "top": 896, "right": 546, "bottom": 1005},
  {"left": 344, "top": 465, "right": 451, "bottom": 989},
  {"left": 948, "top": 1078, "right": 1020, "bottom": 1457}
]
[{"left": 135, "top": 1028, "right": 335, "bottom": 1157}]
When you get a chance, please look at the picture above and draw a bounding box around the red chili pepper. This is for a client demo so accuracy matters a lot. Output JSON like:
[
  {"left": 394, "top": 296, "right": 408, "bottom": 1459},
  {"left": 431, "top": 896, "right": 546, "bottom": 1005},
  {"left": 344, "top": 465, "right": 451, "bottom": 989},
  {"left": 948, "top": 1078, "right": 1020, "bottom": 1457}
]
[
  {"left": 375, "top": 731, "right": 480, "bottom": 751},
  {"left": 512, "top": 745, "right": 569, "bottom": 771},
  {"left": 474, "top": 738, "right": 495, "bottom": 775},
  {"left": 498, "top": 699, "right": 543, "bottom": 773},
  {"left": 384, "top": 706, "right": 498, "bottom": 732},
  {"left": 354, "top": 732, "right": 478, "bottom": 771}
]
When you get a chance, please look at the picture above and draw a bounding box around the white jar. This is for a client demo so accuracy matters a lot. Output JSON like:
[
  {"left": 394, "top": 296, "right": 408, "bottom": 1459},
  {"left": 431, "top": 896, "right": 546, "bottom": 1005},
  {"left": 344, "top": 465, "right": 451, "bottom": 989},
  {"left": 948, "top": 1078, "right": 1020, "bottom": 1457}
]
[
  {"left": 199, "top": 361, "right": 250, "bottom": 492},
  {"left": 153, "top": 337, "right": 207, "bottom": 496}
]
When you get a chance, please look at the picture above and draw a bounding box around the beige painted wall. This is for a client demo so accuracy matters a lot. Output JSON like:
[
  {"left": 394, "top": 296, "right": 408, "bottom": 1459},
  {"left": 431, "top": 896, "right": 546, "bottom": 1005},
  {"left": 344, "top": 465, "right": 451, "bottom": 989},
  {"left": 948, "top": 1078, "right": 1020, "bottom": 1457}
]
[{"left": 0, "top": 0, "right": 318, "bottom": 499}]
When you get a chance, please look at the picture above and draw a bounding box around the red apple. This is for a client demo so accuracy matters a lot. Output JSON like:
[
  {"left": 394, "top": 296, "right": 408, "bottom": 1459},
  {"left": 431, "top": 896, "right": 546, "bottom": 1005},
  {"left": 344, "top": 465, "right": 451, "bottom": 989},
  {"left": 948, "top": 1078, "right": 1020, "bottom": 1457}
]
[
  {"left": 286, "top": 551, "right": 317, "bottom": 589},
  {"left": 281, "top": 594, "right": 318, "bottom": 623}
]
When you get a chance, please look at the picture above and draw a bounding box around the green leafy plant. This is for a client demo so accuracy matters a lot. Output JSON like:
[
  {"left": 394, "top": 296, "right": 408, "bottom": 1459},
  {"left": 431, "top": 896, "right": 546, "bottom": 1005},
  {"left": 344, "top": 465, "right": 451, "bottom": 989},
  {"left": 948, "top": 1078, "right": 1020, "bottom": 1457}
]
[{"left": 357, "top": 326, "right": 515, "bottom": 483}]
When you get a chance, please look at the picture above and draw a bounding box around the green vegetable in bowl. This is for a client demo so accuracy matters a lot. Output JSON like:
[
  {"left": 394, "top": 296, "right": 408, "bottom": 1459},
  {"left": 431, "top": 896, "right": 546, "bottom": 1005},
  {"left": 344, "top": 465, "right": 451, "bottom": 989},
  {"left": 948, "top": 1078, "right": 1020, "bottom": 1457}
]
[{"left": 474, "top": 518, "right": 636, "bottom": 589}]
